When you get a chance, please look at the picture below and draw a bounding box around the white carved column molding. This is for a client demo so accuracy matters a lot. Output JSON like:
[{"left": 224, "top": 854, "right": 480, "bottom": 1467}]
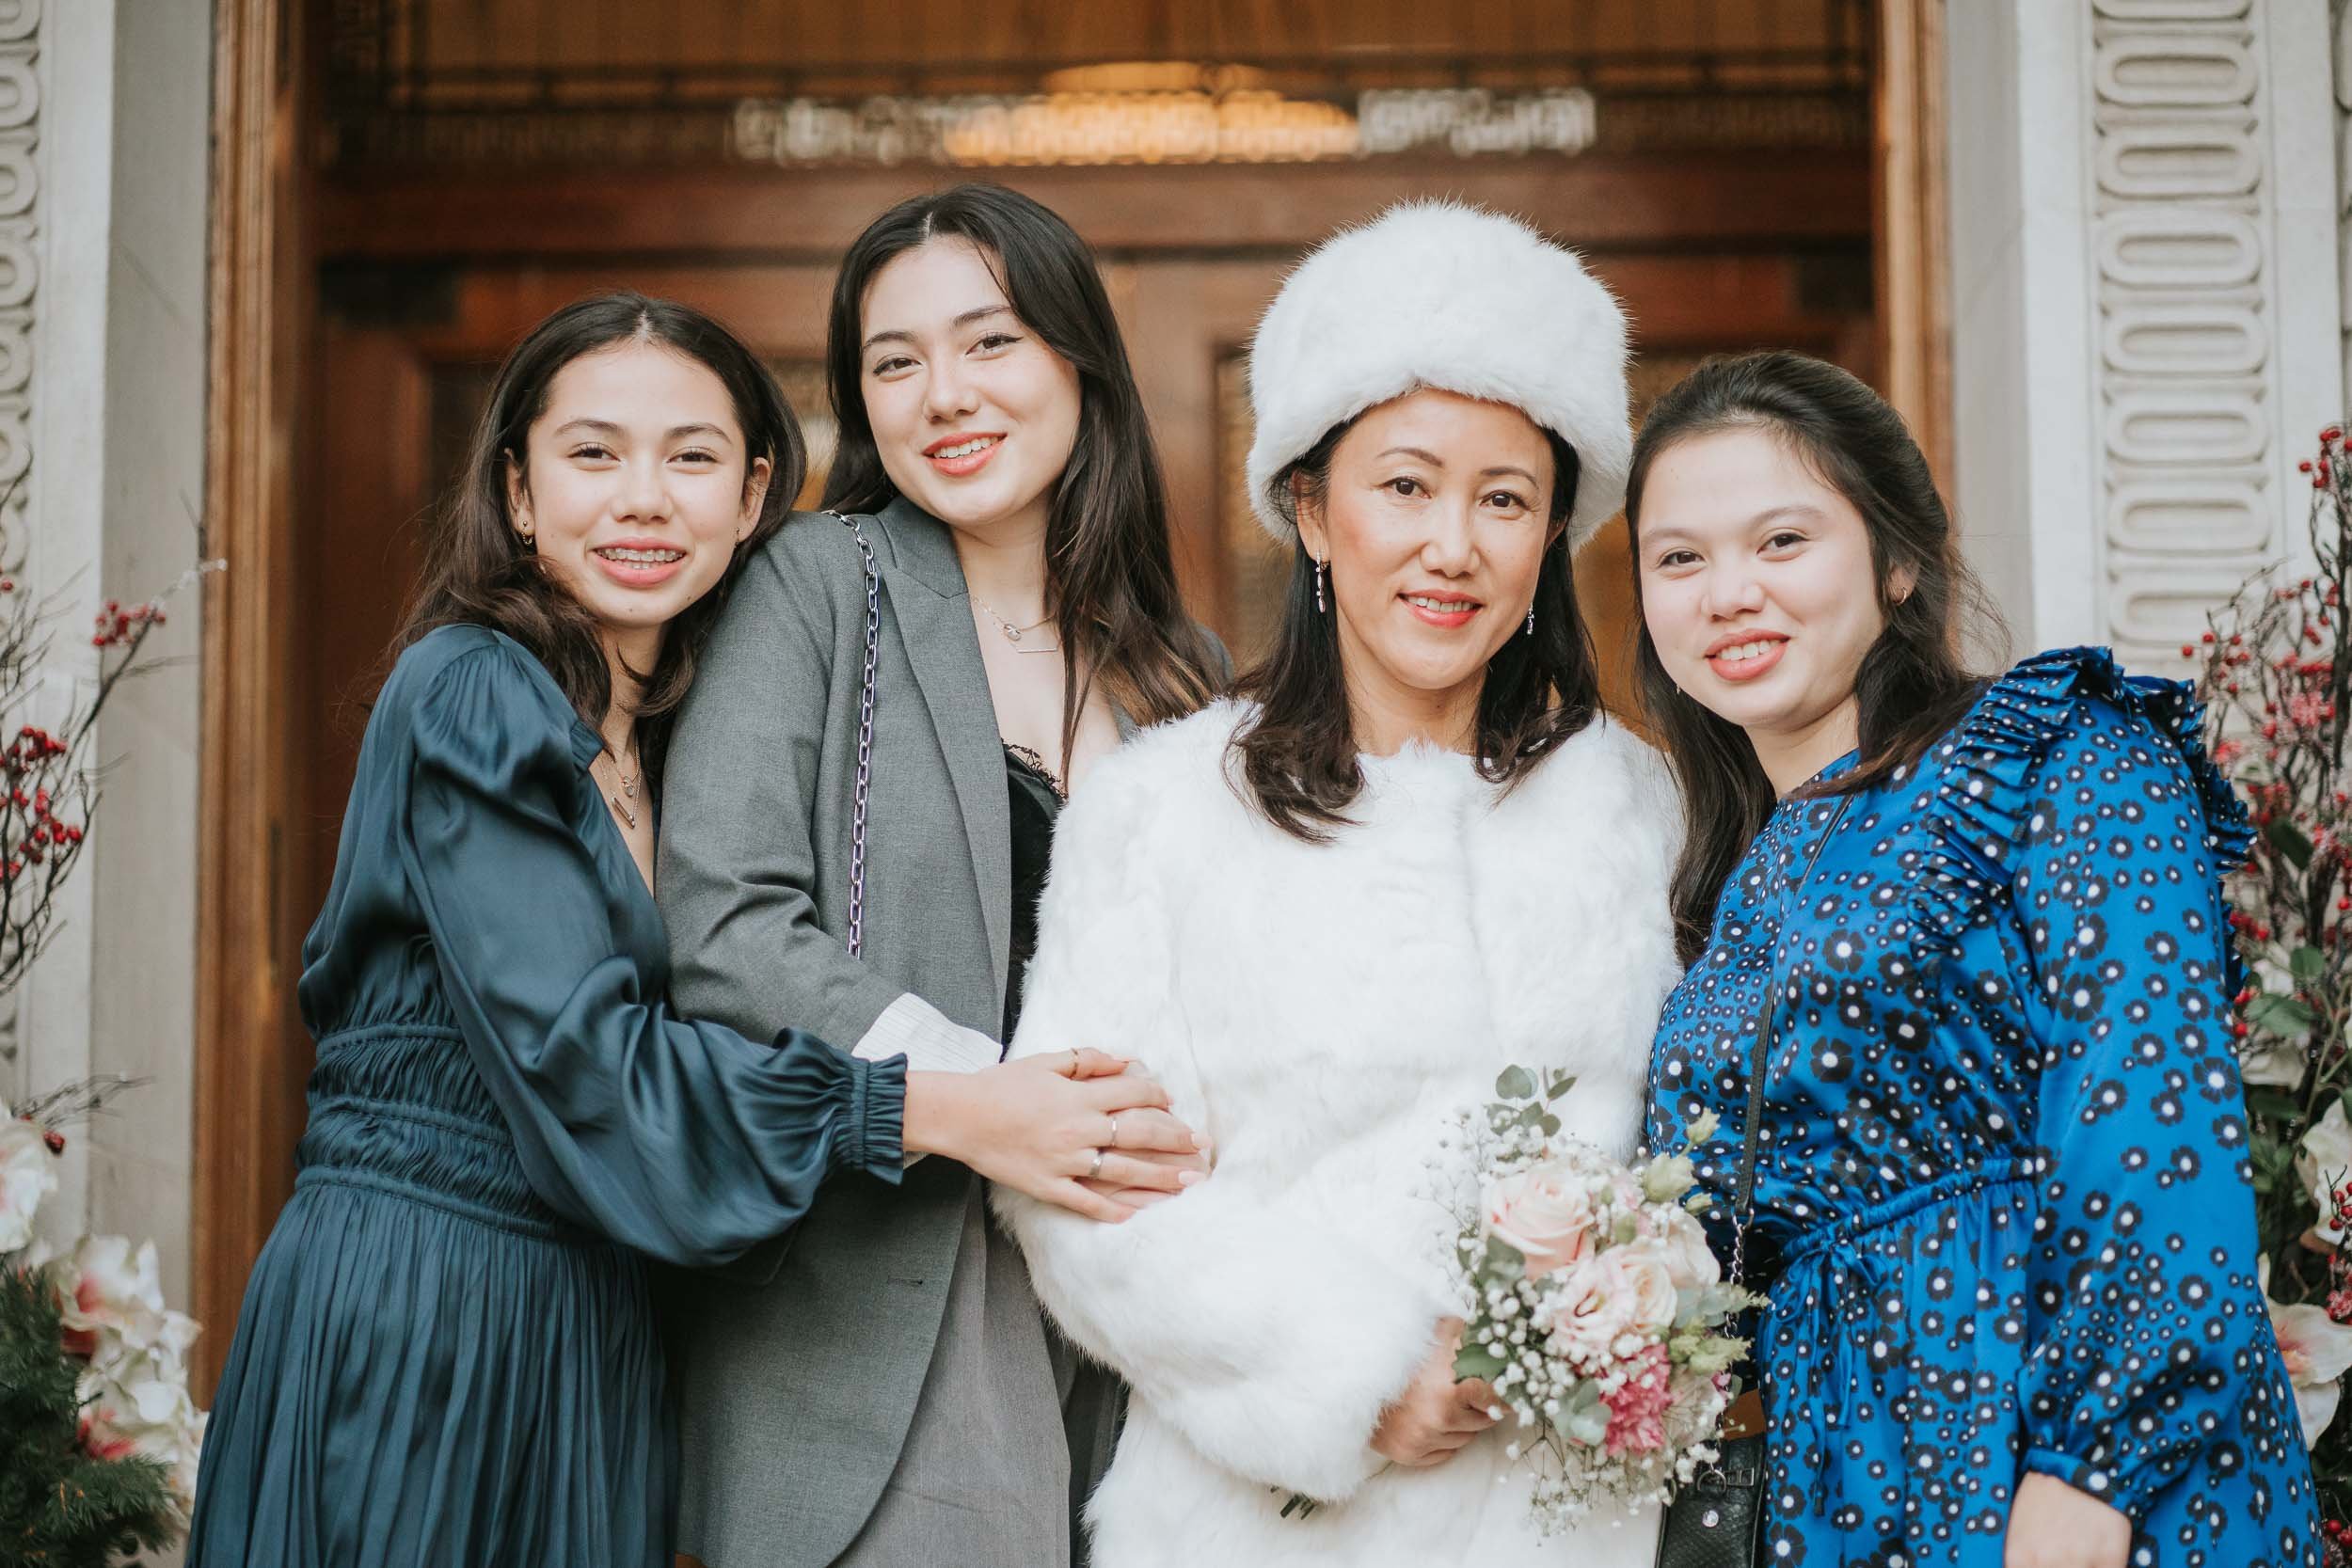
[
  {"left": 2091, "top": 0, "right": 2341, "bottom": 672},
  {"left": 0, "top": 0, "right": 34, "bottom": 1091}
]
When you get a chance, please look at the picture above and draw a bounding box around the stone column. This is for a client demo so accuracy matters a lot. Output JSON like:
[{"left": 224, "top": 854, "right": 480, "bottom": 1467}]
[
  {"left": 23, "top": 0, "right": 209, "bottom": 1305},
  {"left": 1946, "top": 0, "right": 2344, "bottom": 673}
]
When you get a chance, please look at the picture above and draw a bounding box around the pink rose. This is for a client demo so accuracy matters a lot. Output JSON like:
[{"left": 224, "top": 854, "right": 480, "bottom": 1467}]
[{"left": 1486, "top": 1165, "right": 1598, "bottom": 1278}]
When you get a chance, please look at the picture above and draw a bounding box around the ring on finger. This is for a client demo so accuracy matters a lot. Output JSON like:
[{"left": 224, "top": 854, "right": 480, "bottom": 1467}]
[
  {"left": 1067, "top": 1048, "right": 1080, "bottom": 1074},
  {"left": 1088, "top": 1148, "right": 1105, "bottom": 1180},
  {"left": 1106, "top": 1114, "right": 1120, "bottom": 1148}
]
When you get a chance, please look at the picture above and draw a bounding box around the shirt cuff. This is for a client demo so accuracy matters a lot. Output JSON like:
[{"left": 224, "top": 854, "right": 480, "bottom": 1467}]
[
  {"left": 854, "top": 992, "right": 1002, "bottom": 1075},
  {"left": 854, "top": 994, "right": 1001, "bottom": 1168}
]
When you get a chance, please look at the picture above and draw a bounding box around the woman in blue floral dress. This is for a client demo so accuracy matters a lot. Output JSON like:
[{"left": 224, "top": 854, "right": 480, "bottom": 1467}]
[{"left": 1631, "top": 351, "right": 2318, "bottom": 1566}]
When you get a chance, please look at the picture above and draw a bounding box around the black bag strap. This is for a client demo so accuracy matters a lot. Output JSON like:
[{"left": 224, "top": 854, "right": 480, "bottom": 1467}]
[{"left": 1725, "top": 793, "right": 1851, "bottom": 1288}]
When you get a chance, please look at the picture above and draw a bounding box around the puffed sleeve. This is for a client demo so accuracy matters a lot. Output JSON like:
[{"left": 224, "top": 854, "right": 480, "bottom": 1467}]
[
  {"left": 991, "top": 738, "right": 1451, "bottom": 1505},
  {"left": 2002, "top": 683, "right": 2280, "bottom": 1515},
  {"left": 395, "top": 639, "right": 905, "bottom": 1268}
]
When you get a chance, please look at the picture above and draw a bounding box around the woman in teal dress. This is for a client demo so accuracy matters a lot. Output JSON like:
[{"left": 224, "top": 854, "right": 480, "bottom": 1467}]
[
  {"left": 184, "top": 293, "right": 1196, "bottom": 1568},
  {"left": 1631, "top": 352, "right": 2318, "bottom": 1566}
]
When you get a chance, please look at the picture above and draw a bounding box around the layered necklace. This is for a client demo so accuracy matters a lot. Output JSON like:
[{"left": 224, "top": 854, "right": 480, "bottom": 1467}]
[{"left": 598, "top": 741, "right": 644, "bottom": 831}]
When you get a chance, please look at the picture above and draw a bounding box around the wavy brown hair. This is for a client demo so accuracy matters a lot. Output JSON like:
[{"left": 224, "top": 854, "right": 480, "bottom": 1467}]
[
  {"left": 821, "top": 184, "right": 1219, "bottom": 753},
  {"left": 1625, "top": 350, "right": 2003, "bottom": 960},
  {"left": 1232, "top": 419, "right": 1601, "bottom": 842},
  {"left": 393, "top": 292, "right": 804, "bottom": 779}
]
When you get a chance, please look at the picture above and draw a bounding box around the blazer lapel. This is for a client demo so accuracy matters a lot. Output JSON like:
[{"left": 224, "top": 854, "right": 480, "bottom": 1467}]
[{"left": 870, "top": 499, "right": 1012, "bottom": 1014}]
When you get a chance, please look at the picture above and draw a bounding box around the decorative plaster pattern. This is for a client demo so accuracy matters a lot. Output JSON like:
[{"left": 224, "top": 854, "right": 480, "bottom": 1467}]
[
  {"left": 0, "top": 0, "right": 33, "bottom": 583},
  {"left": 2092, "top": 0, "right": 2280, "bottom": 671}
]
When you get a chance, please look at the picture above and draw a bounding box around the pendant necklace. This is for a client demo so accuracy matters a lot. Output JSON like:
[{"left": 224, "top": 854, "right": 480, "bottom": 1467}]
[
  {"left": 972, "top": 594, "right": 1057, "bottom": 653},
  {"left": 602, "top": 746, "right": 642, "bottom": 831}
]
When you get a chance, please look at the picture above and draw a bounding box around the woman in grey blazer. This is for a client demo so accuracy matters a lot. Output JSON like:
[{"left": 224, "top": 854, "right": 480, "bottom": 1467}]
[{"left": 656, "top": 185, "right": 1226, "bottom": 1568}]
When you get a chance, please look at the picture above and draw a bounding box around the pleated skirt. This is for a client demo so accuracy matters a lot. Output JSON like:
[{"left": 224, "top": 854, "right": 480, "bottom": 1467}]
[{"left": 187, "top": 1171, "right": 671, "bottom": 1568}]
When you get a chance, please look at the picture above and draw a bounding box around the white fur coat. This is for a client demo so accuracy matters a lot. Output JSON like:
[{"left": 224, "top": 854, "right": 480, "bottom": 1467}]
[{"left": 994, "top": 702, "right": 1686, "bottom": 1568}]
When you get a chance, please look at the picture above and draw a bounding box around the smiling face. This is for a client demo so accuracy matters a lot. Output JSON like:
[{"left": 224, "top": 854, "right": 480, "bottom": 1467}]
[
  {"left": 505, "top": 338, "right": 771, "bottom": 660},
  {"left": 1635, "top": 425, "right": 1892, "bottom": 782},
  {"left": 1295, "top": 388, "right": 1560, "bottom": 749},
  {"left": 856, "top": 237, "right": 1083, "bottom": 541}
]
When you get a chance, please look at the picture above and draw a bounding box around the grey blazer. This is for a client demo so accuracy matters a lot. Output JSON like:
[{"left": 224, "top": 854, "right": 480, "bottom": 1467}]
[{"left": 656, "top": 499, "right": 1016, "bottom": 1567}]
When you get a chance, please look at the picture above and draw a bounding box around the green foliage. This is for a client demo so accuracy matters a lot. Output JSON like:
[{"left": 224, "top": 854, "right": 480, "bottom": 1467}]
[{"left": 0, "top": 1265, "right": 177, "bottom": 1568}]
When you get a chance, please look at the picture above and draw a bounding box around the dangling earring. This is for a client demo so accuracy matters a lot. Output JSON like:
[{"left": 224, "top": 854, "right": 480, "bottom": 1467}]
[
  {"left": 1313, "top": 557, "right": 1327, "bottom": 614},
  {"left": 1524, "top": 603, "right": 1536, "bottom": 637}
]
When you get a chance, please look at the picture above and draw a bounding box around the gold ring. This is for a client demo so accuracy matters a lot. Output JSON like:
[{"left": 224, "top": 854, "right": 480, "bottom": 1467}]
[{"left": 1107, "top": 1115, "right": 1120, "bottom": 1148}]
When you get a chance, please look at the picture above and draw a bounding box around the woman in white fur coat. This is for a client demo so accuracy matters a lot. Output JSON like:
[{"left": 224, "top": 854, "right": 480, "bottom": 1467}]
[{"left": 995, "top": 202, "right": 1684, "bottom": 1567}]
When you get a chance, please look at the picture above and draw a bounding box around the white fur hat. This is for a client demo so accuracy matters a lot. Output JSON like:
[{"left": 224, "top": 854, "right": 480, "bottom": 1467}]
[{"left": 1245, "top": 200, "right": 1631, "bottom": 550}]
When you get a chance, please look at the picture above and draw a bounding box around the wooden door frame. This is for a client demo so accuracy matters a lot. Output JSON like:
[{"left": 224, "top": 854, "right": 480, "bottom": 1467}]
[{"left": 195, "top": 0, "right": 310, "bottom": 1395}]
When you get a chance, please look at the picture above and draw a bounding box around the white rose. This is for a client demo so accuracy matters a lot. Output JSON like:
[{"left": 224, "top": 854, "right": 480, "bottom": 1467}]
[
  {"left": 1655, "top": 1208, "right": 1723, "bottom": 1294},
  {"left": 1612, "top": 1241, "right": 1682, "bottom": 1332},
  {"left": 0, "top": 1117, "right": 57, "bottom": 1255},
  {"left": 1548, "top": 1253, "right": 1645, "bottom": 1362}
]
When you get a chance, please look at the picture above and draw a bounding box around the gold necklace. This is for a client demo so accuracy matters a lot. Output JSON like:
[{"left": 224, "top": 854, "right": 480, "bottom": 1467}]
[
  {"left": 598, "top": 748, "right": 641, "bottom": 831},
  {"left": 970, "top": 594, "right": 1055, "bottom": 649}
]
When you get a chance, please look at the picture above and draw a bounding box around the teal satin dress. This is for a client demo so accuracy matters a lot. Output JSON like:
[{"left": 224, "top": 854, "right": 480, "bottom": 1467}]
[{"left": 187, "top": 624, "right": 907, "bottom": 1568}]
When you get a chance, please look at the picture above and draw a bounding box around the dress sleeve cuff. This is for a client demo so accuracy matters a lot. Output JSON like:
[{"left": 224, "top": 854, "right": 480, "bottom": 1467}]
[
  {"left": 854, "top": 991, "right": 1002, "bottom": 1074},
  {"left": 848, "top": 1049, "right": 908, "bottom": 1182},
  {"left": 2022, "top": 1445, "right": 2137, "bottom": 1519}
]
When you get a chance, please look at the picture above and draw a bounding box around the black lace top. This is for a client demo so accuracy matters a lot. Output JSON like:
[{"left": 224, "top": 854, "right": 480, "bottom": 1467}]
[{"left": 1002, "top": 743, "right": 1067, "bottom": 1039}]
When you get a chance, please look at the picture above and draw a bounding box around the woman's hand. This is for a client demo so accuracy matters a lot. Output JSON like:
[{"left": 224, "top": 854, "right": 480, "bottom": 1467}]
[
  {"left": 1080, "top": 1125, "right": 1215, "bottom": 1209},
  {"left": 1370, "top": 1318, "right": 1498, "bottom": 1467},
  {"left": 2004, "top": 1474, "right": 2129, "bottom": 1568},
  {"left": 904, "top": 1049, "right": 1206, "bottom": 1222}
]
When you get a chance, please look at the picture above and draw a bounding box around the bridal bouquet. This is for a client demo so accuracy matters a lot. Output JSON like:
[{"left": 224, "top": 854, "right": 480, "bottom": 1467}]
[{"left": 1442, "top": 1068, "right": 1756, "bottom": 1533}]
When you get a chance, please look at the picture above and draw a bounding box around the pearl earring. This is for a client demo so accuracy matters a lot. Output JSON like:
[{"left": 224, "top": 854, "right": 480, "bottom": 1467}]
[
  {"left": 1313, "top": 558, "right": 1327, "bottom": 614},
  {"left": 1525, "top": 603, "right": 1535, "bottom": 636}
]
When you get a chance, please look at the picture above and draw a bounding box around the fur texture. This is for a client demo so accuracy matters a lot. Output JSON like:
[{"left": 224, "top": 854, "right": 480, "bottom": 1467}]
[
  {"left": 994, "top": 703, "right": 1684, "bottom": 1567},
  {"left": 1243, "top": 200, "right": 1632, "bottom": 550}
]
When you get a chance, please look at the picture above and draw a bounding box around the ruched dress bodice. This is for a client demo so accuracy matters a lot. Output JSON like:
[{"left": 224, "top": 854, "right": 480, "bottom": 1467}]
[
  {"left": 187, "top": 625, "right": 905, "bottom": 1568},
  {"left": 1645, "top": 648, "right": 2319, "bottom": 1566}
]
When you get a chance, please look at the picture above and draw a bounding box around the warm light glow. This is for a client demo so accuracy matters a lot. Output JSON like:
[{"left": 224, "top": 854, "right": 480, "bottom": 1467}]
[{"left": 729, "top": 71, "right": 1599, "bottom": 168}]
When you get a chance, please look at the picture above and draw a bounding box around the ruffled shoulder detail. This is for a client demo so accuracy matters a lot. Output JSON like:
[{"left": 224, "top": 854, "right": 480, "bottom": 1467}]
[
  {"left": 1911, "top": 644, "right": 2252, "bottom": 956},
  {"left": 389, "top": 626, "right": 605, "bottom": 789}
]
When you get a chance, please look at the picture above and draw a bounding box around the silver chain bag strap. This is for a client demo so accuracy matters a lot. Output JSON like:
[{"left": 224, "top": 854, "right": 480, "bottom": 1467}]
[{"left": 829, "top": 511, "right": 882, "bottom": 961}]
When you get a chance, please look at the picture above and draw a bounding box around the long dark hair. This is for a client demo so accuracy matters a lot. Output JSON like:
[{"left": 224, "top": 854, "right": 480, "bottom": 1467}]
[
  {"left": 395, "top": 292, "right": 804, "bottom": 779},
  {"left": 1232, "top": 418, "right": 1601, "bottom": 842},
  {"left": 1625, "top": 350, "right": 2001, "bottom": 960},
  {"left": 820, "top": 183, "right": 1218, "bottom": 752}
]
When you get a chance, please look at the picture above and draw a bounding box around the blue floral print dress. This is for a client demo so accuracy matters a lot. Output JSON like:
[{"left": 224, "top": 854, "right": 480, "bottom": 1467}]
[{"left": 1645, "top": 648, "right": 2320, "bottom": 1566}]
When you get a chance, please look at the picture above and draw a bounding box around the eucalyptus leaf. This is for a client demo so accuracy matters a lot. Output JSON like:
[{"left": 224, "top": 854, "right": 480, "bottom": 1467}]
[
  {"left": 1455, "top": 1342, "right": 1508, "bottom": 1382},
  {"left": 2295, "top": 945, "right": 2328, "bottom": 985},
  {"left": 1495, "top": 1065, "right": 1537, "bottom": 1101},
  {"left": 1561, "top": 1381, "right": 1610, "bottom": 1445},
  {"left": 1481, "top": 1236, "right": 1528, "bottom": 1284}
]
